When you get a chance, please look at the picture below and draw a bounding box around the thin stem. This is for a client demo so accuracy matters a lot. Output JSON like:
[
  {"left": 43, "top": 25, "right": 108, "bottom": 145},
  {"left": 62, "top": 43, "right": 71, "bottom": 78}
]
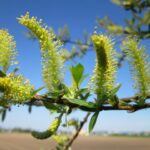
[{"left": 62, "top": 112, "right": 90, "bottom": 150}]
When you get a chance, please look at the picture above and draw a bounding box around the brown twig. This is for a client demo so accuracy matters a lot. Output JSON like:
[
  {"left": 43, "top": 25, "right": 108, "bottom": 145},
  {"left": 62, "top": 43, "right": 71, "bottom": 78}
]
[
  {"left": 28, "top": 94, "right": 150, "bottom": 112},
  {"left": 62, "top": 112, "right": 91, "bottom": 150},
  {"left": 119, "top": 95, "right": 150, "bottom": 102}
]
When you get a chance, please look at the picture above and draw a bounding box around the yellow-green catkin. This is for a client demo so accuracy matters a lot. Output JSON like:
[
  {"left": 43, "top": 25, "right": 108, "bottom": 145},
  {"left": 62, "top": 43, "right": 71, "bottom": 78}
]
[
  {"left": 0, "top": 74, "right": 34, "bottom": 105},
  {"left": 0, "top": 29, "right": 17, "bottom": 73},
  {"left": 52, "top": 134, "right": 68, "bottom": 145},
  {"left": 48, "top": 116, "right": 61, "bottom": 133},
  {"left": 122, "top": 37, "right": 150, "bottom": 98},
  {"left": 18, "top": 12, "right": 64, "bottom": 91},
  {"left": 90, "top": 34, "right": 117, "bottom": 102}
]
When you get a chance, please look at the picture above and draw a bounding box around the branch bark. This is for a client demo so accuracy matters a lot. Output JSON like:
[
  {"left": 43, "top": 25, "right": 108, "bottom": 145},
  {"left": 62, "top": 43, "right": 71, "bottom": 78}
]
[{"left": 27, "top": 94, "right": 150, "bottom": 112}]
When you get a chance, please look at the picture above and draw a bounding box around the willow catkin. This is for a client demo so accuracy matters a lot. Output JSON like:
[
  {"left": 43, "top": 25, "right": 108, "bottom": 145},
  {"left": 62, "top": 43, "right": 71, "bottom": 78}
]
[
  {"left": 18, "top": 12, "right": 64, "bottom": 92},
  {"left": 89, "top": 34, "right": 117, "bottom": 102}
]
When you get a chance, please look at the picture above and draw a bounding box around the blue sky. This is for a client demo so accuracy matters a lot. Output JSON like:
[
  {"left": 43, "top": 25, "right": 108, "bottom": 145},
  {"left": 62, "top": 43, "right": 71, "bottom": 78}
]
[{"left": 0, "top": 0, "right": 150, "bottom": 132}]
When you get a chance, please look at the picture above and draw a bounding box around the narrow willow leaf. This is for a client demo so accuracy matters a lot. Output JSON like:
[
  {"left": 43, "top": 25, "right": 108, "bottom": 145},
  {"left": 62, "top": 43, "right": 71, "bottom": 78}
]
[
  {"left": 79, "top": 74, "right": 88, "bottom": 86},
  {"left": 43, "top": 101, "right": 62, "bottom": 112},
  {"left": 28, "top": 105, "right": 32, "bottom": 113},
  {"left": 67, "top": 98, "right": 96, "bottom": 109},
  {"left": 0, "top": 70, "right": 6, "bottom": 77},
  {"left": 83, "top": 92, "right": 91, "bottom": 100},
  {"left": 108, "top": 95, "right": 119, "bottom": 106},
  {"left": 89, "top": 111, "right": 100, "bottom": 133},
  {"left": 119, "top": 101, "right": 129, "bottom": 106},
  {"left": 108, "top": 84, "right": 121, "bottom": 105},
  {"left": 109, "top": 84, "right": 121, "bottom": 97},
  {"left": 48, "top": 90, "right": 64, "bottom": 98},
  {"left": 12, "top": 68, "right": 19, "bottom": 74},
  {"left": 1, "top": 109, "right": 6, "bottom": 122},
  {"left": 136, "top": 99, "right": 145, "bottom": 106},
  {"left": 70, "top": 63, "right": 84, "bottom": 87},
  {"left": 31, "top": 86, "right": 45, "bottom": 96},
  {"left": 77, "top": 88, "right": 89, "bottom": 94},
  {"left": 75, "top": 88, "right": 89, "bottom": 98}
]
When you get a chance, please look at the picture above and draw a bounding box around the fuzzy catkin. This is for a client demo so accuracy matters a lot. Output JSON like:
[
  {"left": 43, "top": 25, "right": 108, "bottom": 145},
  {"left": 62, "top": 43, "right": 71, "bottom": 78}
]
[
  {"left": 90, "top": 34, "right": 117, "bottom": 101},
  {"left": 0, "top": 30, "right": 17, "bottom": 72},
  {"left": 0, "top": 74, "right": 33, "bottom": 105},
  {"left": 18, "top": 12, "right": 64, "bottom": 91},
  {"left": 122, "top": 37, "right": 150, "bottom": 98}
]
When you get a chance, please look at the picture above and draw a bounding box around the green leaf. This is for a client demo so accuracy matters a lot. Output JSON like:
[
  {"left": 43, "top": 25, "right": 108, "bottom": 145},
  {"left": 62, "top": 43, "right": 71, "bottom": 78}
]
[
  {"left": 69, "top": 63, "right": 84, "bottom": 87},
  {"left": 47, "top": 84, "right": 70, "bottom": 98},
  {"left": 136, "top": 99, "right": 145, "bottom": 106},
  {"left": 43, "top": 101, "right": 62, "bottom": 112},
  {"left": 48, "top": 90, "right": 64, "bottom": 98},
  {"left": 119, "top": 101, "right": 129, "bottom": 106},
  {"left": 28, "top": 105, "right": 32, "bottom": 113},
  {"left": 77, "top": 88, "right": 88, "bottom": 94},
  {"left": 67, "top": 98, "right": 96, "bottom": 109},
  {"left": 75, "top": 88, "right": 89, "bottom": 98},
  {"left": 31, "top": 86, "right": 45, "bottom": 96},
  {"left": 109, "top": 84, "right": 121, "bottom": 97},
  {"left": 108, "top": 95, "right": 119, "bottom": 106},
  {"left": 79, "top": 74, "right": 88, "bottom": 86},
  {"left": 0, "top": 70, "right": 6, "bottom": 77},
  {"left": 89, "top": 111, "right": 100, "bottom": 133},
  {"left": 12, "top": 68, "right": 19, "bottom": 74},
  {"left": 1, "top": 109, "right": 7, "bottom": 122},
  {"left": 32, "top": 130, "right": 52, "bottom": 140},
  {"left": 83, "top": 92, "right": 91, "bottom": 100}
]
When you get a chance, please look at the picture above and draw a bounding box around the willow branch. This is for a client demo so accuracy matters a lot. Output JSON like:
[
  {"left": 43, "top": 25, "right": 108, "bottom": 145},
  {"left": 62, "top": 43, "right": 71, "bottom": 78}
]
[
  {"left": 124, "top": 30, "right": 150, "bottom": 38},
  {"left": 62, "top": 39, "right": 92, "bottom": 47},
  {"left": 27, "top": 94, "right": 150, "bottom": 112},
  {"left": 119, "top": 95, "right": 150, "bottom": 103}
]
